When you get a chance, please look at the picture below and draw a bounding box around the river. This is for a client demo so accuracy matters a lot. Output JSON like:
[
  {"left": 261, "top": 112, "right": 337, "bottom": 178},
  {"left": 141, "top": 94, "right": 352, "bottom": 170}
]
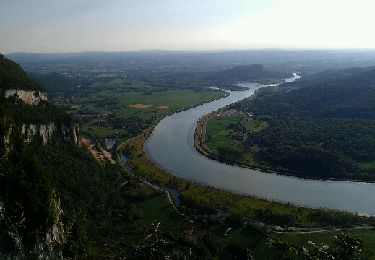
[{"left": 145, "top": 74, "right": 375, "bottom": 215}]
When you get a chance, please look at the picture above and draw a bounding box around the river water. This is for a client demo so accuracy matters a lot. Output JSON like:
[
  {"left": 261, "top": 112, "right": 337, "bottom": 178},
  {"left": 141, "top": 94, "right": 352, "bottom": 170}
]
[{"left": 145, "top": 74, "right": 375, "bottom": 215}]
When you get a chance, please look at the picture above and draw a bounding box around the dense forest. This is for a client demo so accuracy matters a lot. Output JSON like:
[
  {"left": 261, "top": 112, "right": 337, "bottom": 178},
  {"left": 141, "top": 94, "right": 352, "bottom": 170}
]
[
  {"left": 284, "top": 66, "right": 375, "bottom": 89},
  {"left": 231, "top": 66, "right": 375, "bottom": 180}
]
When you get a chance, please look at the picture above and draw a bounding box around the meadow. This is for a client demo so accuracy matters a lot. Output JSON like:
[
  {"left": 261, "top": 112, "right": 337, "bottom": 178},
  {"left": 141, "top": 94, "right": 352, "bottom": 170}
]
[{"left": 204, "top": 114, "right": 267, "bottom": 167}]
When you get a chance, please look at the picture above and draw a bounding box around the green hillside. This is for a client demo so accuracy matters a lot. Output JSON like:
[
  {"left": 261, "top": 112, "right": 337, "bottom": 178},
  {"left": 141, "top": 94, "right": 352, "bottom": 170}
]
[
  {"left": 230, "top": 66, "right": 375, "bottom": 180},
  {"left": 0, "top": 54, "right": 41, "bottom": 91}
]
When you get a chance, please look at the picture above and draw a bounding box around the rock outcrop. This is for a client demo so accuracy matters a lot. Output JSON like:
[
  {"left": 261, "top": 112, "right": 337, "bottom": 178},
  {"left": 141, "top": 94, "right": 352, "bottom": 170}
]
[
  {"left": 2, "top": 89, "right": 81, "bottom": 145},
  {"left": 34, "top": 196, "right": 67, "bottom": 260},
  {"left": 0, "top": 55, "right": 77, "bottom": 259},
  {"left": 20, "top": 122, "right": 80, "bottom": 145},
  {"left": 62, "top": 122, "right": 80, "bottom": 145},
  {"left": 22, "top": 123, "right": 55, "bottom": 144},
  {"left": 5, "top": 89, "right": 47, "bottom": 105}
]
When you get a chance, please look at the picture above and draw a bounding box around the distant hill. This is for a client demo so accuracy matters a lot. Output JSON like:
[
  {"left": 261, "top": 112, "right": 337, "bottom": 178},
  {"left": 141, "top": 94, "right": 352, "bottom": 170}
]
[
  {"left": 8, "top": 50, "right": 375, "bottom": 74},
  {"left": 206, "top": 64, "right": 286, "bottom": 84},
  {"left": 285, "top": 66, "right": 375, "bottom": 89}
]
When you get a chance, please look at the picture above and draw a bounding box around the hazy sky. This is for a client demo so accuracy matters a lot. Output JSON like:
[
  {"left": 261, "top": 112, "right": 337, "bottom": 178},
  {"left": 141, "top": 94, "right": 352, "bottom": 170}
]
[{"left": 1, "top": 0, "right": 375, "bottom": 53}]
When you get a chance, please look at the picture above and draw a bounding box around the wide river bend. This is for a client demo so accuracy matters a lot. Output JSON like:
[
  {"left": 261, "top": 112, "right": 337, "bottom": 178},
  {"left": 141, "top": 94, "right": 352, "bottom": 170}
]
[{"left": 146, "top": 75, "right": 375, "bottom": 215}]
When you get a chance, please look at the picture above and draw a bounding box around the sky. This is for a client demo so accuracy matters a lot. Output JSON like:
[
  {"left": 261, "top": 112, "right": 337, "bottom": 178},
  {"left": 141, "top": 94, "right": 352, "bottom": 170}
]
[{"left": 1, "top": 0, "right": 375, "bottom": 53}]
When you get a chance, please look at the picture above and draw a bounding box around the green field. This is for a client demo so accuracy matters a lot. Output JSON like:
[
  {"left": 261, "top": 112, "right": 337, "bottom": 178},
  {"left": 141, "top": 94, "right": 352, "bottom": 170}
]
[
  {"left": 205, "top": 114, "right": 266, "bottom": 166},
  {"left": 76, "top": 88, "right": 223, "bottom": 120},
  {"left": 113, "top": 89, "right": 222, "bottom": 119},
  {"left": 205, "top": 115, "right": 242, "bottom": 151},
  {"left": 57, "top": 86, "right": 224, "bottom": 138}
]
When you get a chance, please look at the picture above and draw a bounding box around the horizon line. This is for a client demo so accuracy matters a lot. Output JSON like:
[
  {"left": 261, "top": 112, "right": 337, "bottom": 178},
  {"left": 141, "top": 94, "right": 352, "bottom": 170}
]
[{"left": 6, "top": 47, "right": 375, "bottom": 55}]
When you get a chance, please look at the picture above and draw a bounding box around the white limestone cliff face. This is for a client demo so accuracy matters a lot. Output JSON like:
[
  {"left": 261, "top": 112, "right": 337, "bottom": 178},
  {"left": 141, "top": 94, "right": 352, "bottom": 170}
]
[
  {"left": 39, "top": 123, "right": 56, "bottom": 144},
  {"left": 61, "top": 122, "right": 80, "bottom": 145},
  {"left": 21, "top": 122, "right": 80, "bottom": 145},
  {"left": 5, "top": 89, "right": 47, "bottom": 105},
  {"left": 22, "top": 123, "right": 55, "bottom": 144},
  {"left": 34, "top": 196, "right": 67, "bottom": 260}
]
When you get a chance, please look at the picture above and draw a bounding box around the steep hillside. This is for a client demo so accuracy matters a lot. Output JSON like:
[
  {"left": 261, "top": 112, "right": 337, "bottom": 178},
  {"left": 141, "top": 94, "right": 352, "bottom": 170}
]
[
  {"left": 0, "top": 55, "right": 133, "bottom": 258},
  {"left": 0, "top": 54, "right": 40, "bottom": 91}
]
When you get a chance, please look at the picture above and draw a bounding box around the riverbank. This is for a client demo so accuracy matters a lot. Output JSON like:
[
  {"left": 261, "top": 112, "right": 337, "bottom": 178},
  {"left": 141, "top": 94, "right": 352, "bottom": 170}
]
[
  {"left": 120, "top": 122, "right": 374, "bottom": 229},
  {"left": 117, "top": 90, "right": 229, "bottom": 150}
]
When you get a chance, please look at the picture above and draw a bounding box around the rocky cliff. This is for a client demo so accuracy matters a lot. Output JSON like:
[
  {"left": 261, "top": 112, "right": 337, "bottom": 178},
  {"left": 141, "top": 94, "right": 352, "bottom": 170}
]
[
  {"left": 5, "top": 89, "right": 47, "bottom": 105},
  {"left": 20, "top": 122, "right": 80, "bottom": 145},
  {"left": 2, "top": 86, "right": 80, "bottom": 146},
  {"left": 0, "top": 54, "right": 79, "bottom": 259}
]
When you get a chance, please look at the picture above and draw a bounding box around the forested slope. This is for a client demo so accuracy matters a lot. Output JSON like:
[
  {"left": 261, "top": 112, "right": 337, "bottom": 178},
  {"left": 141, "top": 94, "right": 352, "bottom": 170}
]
[
  {"left": 232, "top": 66, "right": 375, "bottom": 180},
  {"left": 0, "top": 55, "right": 141, "bottom": 258}
]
